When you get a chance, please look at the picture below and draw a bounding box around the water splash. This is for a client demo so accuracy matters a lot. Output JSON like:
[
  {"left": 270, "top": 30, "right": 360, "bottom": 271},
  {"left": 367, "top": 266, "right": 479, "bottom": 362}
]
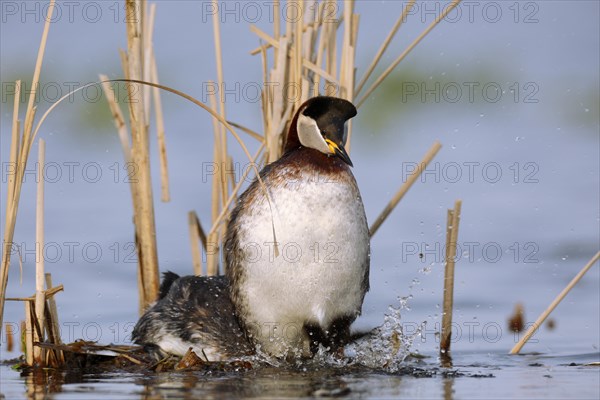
[
  {"left": 343, "top": 301, "right": 425, "bottom": 373},
  {"left": 245, "top": 297, "right": 425, "bottom": 372}
]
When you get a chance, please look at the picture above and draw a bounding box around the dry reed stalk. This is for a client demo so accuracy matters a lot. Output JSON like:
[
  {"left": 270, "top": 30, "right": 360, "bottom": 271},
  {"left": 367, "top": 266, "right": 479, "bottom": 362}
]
[
  {"left": 144, "top": 3, "right": 170, "bottom": 202},
  {"left": 206, "top": 232, "right": 219, "bottom": 276},
  {"left": 510, "top": 250, "right": 600, "bottom": 354},
  {"left": 226, "top": 121, "right": 264, "bottom": 142},
  {"left": 250, "top": 0, "right": 359, "bottom": 164},
  {"left": 44, "top": 273, "right": 64, "bottom": 363},
  {"left": 369, "top": 141, "right": 442, "bottom": 237},
  {"left": 105, "top": 79, "right": 264, "bottom": 190},
  {"left": 100, "top": 76, "right": 132, "bottom": 162},
  {"left": 33, "top": 139, "right": 46, "bottom": 364},
  {"left": 188, "top": 211, "right": 204, "bottom": 275},
  {"left": 354, "top": 0, "right": 416, "bottom": 96},
  {"left": 356, "top": 0, "right": 462, "bottom": 108},
  {"left": 24, "top": 302, "right": 33, "bottom": 365},
  {"left": 208, "top": 83, "right": 221, "bottom": 225},
  {"left": 6, "top": 82, "right": 21, "bottom": 212},
  {"left": 207, "top": 142, "right": 266, "bottom": 237},
  {"left": 5, "top": 323, "right": 14, "bottom": 352},
  {"left": 207, "top": 84, "right": 222, "bottom": 276},
  {"left": 151, "top": 57, "right": 170, "bottom": 202},
  {"left": 5, "top": 285, "right": 64, "bottom": 303},
  {"left": 440, "top": 200, "right": 462, "bottom": 355},
  {"left": 0, "top": 82, "right": 21, "bottom": 331},
  {"left": 142, "top": 1, "right": 153, "bottom": 117},
  {"left": 340, "top": 5, "right": 358, "bottom": 149},
  {"left": 20, "top": 321, "right": 25, "bottom": 353},
  {"left": 125, "top": 0, "right": 160, "bottom": 309},
  {"left": 100, "top": 75, "right": 147, "bottom": 315},
  {"left": 6, "top": 282, "right": 63, "bottom": 366},
  {"left": 0, "top": 0, "right": 56, "bottom": 333},
  {"left": 211, "top": 0, "right": 231, "bottom": 220}
]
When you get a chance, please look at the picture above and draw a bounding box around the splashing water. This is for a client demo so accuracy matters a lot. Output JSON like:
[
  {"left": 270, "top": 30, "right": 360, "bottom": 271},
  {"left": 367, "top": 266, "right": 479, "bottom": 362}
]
[
  {"left": 245, "top": 297, "right": 425, "bottom": 372},
  {"left": 343, "top": 302, "right": 425, "bottom": 372}
]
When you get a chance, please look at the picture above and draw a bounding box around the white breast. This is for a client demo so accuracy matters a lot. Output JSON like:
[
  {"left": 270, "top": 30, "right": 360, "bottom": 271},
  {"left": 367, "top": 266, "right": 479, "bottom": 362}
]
[{"left": 233, "top": 166, "right": 369, "bottom": 355}]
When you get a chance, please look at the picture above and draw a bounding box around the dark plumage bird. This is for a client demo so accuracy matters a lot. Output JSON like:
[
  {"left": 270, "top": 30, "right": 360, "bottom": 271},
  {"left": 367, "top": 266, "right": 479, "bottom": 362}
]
[
  {"left": 132, "top": 272, "right": 253, "bottom": 360},
  {"left": 225, "top": 96, "right": 370, "bottom": 358}
]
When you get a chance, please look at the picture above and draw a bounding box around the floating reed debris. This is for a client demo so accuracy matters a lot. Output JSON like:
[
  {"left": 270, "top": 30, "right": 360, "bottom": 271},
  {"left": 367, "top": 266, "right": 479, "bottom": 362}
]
[
  {"left": 440, "top": 200, "right": 462, "bottom": 357},
  {"left": 508, "top": 302, "right": 525, "bottom": 333},
  {"left": 510, "top": 250, "right": 600, "bottom": 354},
  {"left": 7, "top": 280, "right": 64, "bottom": 367}
]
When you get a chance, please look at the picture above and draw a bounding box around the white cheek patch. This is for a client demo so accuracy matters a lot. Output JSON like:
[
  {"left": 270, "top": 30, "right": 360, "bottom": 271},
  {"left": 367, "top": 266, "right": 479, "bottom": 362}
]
[{"left": 297, "top": 114, "right": 332, "bottom": 155}]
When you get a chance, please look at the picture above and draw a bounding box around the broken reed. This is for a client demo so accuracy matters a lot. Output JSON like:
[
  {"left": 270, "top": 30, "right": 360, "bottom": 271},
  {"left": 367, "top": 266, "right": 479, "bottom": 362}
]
[
  {"left": 16, "top": 279, "right": 65, "bottom": 367},
  {"left": 440, "top": 200, "right": 462, "bottom": 356},
  {"left": 510, "top": 250, "right": 600, "bottom": 354}
]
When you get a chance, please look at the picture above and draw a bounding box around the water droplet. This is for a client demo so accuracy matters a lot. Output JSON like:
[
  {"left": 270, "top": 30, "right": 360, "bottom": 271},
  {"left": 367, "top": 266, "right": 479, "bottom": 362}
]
[{"left": 419, "top": 265, "right": 432, "bottom": 275}]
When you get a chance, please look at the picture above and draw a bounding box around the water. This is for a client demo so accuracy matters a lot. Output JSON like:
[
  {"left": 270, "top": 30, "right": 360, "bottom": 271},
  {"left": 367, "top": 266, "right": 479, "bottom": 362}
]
[
  {"left": 2, "top": 351, "right": 599, "bottom": 399},
  {"left": 1, "top": 1, "right": 599, "bottom": 398},
  {"left": 1, "top": 283, "right": 598, "bottom": 398}
]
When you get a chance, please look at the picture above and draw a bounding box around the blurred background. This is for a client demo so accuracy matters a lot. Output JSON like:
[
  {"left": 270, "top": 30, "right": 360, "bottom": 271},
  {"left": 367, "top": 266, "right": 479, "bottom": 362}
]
[{"left": 1, "top": 1, "right": 598, "bottom": 358}]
